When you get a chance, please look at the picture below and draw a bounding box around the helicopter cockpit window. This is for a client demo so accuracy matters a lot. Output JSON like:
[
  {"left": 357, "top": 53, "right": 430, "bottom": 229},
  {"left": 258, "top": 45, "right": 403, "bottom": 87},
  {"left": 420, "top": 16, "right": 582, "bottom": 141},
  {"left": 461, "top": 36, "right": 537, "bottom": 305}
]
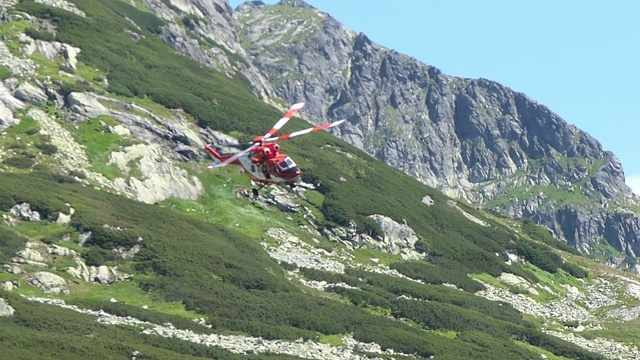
[
  {"left": 277, "top": 157, "right": 300, "bottom": 175},
  {"left": 279, "top": 157, "right": 296, "bottom": 169}
]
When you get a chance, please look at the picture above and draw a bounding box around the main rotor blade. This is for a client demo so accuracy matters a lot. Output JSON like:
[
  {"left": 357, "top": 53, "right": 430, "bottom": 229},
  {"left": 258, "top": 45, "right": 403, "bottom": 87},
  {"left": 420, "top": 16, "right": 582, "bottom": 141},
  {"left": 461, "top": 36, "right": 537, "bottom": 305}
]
[
  {"left": 263, "top": 102, "right": 305, "bottom": 139},
  {"left": 210, "top": 146, "right": 255, "bottom": 168},
  {"left": 265, "top": 119, "right": 346, "bottom": 142}
]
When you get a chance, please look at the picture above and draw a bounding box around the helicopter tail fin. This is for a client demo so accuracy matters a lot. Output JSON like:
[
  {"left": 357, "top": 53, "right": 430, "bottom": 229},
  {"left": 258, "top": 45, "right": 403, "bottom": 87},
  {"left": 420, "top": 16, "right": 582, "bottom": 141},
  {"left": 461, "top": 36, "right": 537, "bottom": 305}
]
[
  {"left": 205, "top": 144, "right": 222, "bottom": 161},
  {"left": 205, "top": 144, "right": 223, "bottom": 169},
  {"left": 204, "top": 143, "right": 251, "bottom": 169}
]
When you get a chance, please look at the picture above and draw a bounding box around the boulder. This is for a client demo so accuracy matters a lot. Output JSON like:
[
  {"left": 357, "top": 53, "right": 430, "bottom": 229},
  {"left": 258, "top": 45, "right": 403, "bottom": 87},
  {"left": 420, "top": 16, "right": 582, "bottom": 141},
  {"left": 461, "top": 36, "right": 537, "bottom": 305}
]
[
  {"left": 0, "top": 298, "right": 15, "bottom": 317},
  {"left": 48, "top": 244, "right": 76, "bottom": 257},
  {"left": 29, "top": 271, "right": 69, "bottom": 295},
  {"left": 421, "top": 195, "right": 435, "bottom": 206},
  {"left": 16, "top": 247, "right": 44, "bottom": 262},
  {"left": 269, "top": 193, "right": 300, "bottom": 213},
  {"left": 108, "top": 144, "right": 204, "bottom": 204},
  {"left": 56, "top": 212, "right": 72, "bottom": 225},
  {"left": 10, "top": 203, "right": 41, "bottom": 221},
  {"left": 62, "top": 44, "right": 80, "bottom": 69},
  {"left": 368, "top": 214, "right": 419, "bottom": 249},
  {"left": 0, "top": 84, "right": 23, "bottom": 130},
  {"left": 13, "top": 82, "right": 48, "bottom": 106},
  {"left": 1, "top": 281, "right": 13, "bottom": 292},
  {"left": 95, "top": 265, "right": 113, "bottom": 284},
  {"left": 33, "top": 39, "right": 62, "bottom": 61},
  {"left": 67, "top": 92, "right": 107, "bottom": 119}
]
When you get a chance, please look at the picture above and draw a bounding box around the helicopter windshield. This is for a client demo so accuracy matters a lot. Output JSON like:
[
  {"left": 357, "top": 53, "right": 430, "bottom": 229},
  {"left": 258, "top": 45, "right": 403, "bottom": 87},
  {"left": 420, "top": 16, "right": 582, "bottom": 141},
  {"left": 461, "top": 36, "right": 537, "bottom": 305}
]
[{"left": 277, "top": 157, "right": 300, "bottom": 175}]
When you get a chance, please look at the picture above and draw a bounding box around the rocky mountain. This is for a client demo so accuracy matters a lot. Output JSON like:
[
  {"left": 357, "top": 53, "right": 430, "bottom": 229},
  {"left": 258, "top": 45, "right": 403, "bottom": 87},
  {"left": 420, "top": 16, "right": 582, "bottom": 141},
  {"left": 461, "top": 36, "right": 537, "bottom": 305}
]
[
  {"left": 230, "top": 0, "right": 640, "bottom": 259},
  {"left": 3, "top": 0, "right": 640, "bottom": 359}
]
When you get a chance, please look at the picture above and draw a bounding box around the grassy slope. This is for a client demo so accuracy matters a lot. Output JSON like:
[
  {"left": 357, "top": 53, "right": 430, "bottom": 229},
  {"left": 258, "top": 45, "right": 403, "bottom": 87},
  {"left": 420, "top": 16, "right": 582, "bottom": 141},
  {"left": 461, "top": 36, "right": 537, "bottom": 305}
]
[{"left": 0, "top": 169, "right": 603, "bottom": 360}]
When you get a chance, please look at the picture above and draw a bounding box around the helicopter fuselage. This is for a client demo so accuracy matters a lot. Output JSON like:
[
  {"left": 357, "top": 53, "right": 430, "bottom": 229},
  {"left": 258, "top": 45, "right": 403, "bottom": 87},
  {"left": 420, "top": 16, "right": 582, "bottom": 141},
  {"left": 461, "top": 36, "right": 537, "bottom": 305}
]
[{"left": 205, "top": 144, "right": 301, "bottom": 185}]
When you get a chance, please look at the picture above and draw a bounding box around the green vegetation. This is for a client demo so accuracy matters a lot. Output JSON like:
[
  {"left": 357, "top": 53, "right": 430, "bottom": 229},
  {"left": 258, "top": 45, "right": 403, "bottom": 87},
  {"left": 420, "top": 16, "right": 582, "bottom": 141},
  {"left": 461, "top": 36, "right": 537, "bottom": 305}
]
[
  {"left": 590, "top": 237, "right": 624, "bottom": 263},
  {"left": 521, "top": 219, "right": 582, "bottom": 255},
  {"left": 72, "top": 115, "right": 134, "bottom": 178},
  {"left": 0, "top": 228, "right": 27, "bottom": 264},
  {"left": 0, "top": 168, "right": 604, "bottom": 359},
  {"left": 0, "top": 1, "right": 615, "bottom": 359},
  {"left": 4, "top": 115, "right": 39, "bottom": 136},
  {"left": 0, "top": 64, "right": 11, "bottom": 80}
]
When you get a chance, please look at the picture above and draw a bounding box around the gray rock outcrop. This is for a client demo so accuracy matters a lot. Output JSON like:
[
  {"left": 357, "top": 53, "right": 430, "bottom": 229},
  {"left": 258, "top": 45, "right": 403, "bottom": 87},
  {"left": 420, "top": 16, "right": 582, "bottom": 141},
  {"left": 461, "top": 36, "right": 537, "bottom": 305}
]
[
  {"left": 0, "top": 82, "right": 24, "bottom": 129},
  {"left": 109, "top": 143, "right": 204, "bottom": 204},
  {"left": 10, "top": 203, "right": 41, "bottom": 222},
  {"left": 144, "top": 0, "right": 274, "bottom": 101},
  {"left": 29, "top": 271, "right": 69, "bottom": 295},
  {"left": 66, "top": 92, "right": 107, "bottom": 120},
  {"left": 13, "top": 81, "right": 47, "bottom": 106},
  {"left": 365, "top": 214, "right": 423, "bottom": 260}
]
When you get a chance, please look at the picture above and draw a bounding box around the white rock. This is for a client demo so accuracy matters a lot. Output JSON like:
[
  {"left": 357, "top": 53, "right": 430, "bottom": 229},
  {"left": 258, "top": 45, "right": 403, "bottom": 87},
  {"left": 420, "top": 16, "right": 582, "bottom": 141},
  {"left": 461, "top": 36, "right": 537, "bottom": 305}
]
[
  {"left": 1, "top": 281, "right": 13, "bottom": 292},
  {"left": 0, "top": 298, "right": 15, "bottom": 317},
  {"left": 17, "top": 248, "right": 45, "bottom": 262},
  {"left": 67, "top": 92, "right": 107, "bottom": 119},
  {"left": 13, "top": 82, "right": 48, "bottom": 106},
  {"left": 56, "top": 212, "right": 72, "bottom": 225},
  {"left": 29, "top": 271, "right": 68, "bottom": 295}
]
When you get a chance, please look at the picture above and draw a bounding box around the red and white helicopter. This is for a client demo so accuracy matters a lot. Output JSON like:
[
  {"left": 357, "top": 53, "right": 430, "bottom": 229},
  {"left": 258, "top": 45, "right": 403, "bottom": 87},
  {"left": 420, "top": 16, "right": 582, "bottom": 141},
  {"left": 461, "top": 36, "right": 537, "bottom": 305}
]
[{"left": 204, "top": 102, "right": 344, "bottom": 196}]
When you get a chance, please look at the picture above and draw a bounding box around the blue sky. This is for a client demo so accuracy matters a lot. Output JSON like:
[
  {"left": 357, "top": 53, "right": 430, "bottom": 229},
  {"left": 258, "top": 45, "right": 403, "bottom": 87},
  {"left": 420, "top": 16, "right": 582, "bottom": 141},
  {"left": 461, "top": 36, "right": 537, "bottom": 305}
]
[{"left": 229, "top": 0, "right": 640, "bottom": 194}]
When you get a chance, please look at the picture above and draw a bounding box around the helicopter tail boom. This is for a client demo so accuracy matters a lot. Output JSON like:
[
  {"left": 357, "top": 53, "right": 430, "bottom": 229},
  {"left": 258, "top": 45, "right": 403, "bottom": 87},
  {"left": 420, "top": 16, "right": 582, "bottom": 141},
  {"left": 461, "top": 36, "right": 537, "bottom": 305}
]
[
  {"left": 205, "top": 143, "right": 256, "bottom": 168},
  {"left": 204, "top": 144, "right": 223, "bottom": 161}
]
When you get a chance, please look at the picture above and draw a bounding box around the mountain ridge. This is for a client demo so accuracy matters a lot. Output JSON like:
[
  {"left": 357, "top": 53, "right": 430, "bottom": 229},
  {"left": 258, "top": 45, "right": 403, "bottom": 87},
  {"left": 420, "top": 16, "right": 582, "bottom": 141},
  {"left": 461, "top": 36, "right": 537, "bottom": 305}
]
[{"left": 230, "top": 0, "right": 640, "bottom": 259}]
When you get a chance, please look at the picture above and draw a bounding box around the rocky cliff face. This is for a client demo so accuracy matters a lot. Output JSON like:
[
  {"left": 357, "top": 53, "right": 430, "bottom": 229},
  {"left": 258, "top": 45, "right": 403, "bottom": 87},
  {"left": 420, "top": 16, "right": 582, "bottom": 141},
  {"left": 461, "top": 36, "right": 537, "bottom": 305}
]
[
  {"left": 231, "top": 0, "right": 640, "bottom": 256},
  {"left": 143, "top": 0, "right": 275, "bottom": 101}
]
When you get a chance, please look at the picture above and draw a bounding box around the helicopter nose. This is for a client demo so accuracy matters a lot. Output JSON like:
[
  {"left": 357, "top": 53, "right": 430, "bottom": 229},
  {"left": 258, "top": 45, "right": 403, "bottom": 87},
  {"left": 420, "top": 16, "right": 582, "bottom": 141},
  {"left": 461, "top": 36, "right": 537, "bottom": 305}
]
[{"left": 280, "top": 166, "right": 301, "bottom": 179}]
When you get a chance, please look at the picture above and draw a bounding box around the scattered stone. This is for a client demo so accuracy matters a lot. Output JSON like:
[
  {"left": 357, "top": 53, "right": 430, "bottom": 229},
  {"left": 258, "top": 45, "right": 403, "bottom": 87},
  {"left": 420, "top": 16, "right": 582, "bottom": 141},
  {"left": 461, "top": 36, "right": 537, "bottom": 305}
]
[
  {"left": 499, "top": 272, "right": 539, "bottom": 295},
  {"left": 264, "top": 228, "right": 345, "bottom": 273},
  {"left": 13, "top": 81, "right": 47, "bottom": 106},
  {"left": 48, "top": 244, "right": 76, "bottom": 257},
  {"left": 34, "top": 0, "right": 85, "bottom": 17},
  {"left": 16, "top": 245, "right": 45, "bottom": 262},
  {"left": 421, "top": 195, "right": 435, "bottom": 206},
  {"left": 0, "top": 298, "right": 15, "bottom": 317},
  {"left": 1, "top": 281, "right": 13, "bottom": 292},
  {"left": 56, "top": 212, "right": 72, "bottom": 225},
  {"left": 10, "top": 203, "right": 41, "bottom": 222},
  {"left": 2, "top": 214, "right": 19, "bottom": 227},
  {"left": 67, "top": 92, "right": 107, "bottom": 119},
  {"left": 76, "top": 233, "right": 92, "bottom": 248},
  {"left": 3, "top": 264, "right": 23, "bottom": 274}
]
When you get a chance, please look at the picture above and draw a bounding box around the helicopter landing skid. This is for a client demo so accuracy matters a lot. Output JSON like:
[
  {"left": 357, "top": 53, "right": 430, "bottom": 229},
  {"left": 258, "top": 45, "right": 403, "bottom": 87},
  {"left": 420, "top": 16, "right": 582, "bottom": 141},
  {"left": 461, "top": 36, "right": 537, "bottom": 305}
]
[{"left": 252, "top": 184, "right": 266, "bottom": 198}]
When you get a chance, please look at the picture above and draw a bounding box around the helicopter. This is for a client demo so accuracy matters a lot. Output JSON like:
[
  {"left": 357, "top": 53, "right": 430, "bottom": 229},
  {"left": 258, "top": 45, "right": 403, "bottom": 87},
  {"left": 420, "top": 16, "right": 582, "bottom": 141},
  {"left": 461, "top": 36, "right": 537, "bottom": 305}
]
[{"left": 204, "top": 102, "right": 345, "bottom": 196}]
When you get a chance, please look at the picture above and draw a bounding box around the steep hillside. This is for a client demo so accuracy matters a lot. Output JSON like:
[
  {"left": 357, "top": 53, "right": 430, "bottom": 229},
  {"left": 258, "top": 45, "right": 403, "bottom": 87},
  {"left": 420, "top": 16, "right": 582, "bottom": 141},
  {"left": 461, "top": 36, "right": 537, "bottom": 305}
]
[
  {"left": 232, "top": 0, "right": 640, "bottom": 261},
  {"left": 1, "top": 0, "right": 640, "bottom": 359}
]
